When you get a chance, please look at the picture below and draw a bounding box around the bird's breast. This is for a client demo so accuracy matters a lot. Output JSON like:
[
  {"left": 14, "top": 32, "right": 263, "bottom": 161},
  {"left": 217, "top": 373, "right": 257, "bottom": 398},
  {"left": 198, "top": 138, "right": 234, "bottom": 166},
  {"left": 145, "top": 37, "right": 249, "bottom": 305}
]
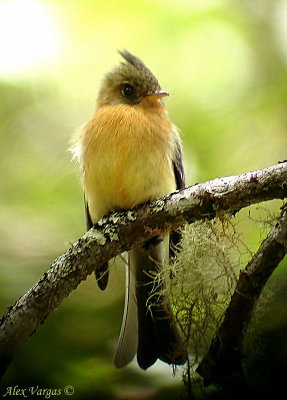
[{"left": 81, "top": 104, "right": 176, "bottom": 222}]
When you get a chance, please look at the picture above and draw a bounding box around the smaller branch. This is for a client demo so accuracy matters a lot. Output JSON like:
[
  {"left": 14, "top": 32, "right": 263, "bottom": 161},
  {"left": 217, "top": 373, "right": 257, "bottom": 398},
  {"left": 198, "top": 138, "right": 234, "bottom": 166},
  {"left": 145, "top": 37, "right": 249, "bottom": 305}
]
[{"left": 197, "top": 204, "right": 287, "bottom": 387}]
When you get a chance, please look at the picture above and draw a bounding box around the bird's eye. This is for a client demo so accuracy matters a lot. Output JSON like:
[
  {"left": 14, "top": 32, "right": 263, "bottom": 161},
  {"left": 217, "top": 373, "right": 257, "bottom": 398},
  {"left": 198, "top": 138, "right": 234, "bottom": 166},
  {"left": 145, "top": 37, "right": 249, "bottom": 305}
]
[{"left": 121, "top": 83, "right": 135, "bottom": 98}]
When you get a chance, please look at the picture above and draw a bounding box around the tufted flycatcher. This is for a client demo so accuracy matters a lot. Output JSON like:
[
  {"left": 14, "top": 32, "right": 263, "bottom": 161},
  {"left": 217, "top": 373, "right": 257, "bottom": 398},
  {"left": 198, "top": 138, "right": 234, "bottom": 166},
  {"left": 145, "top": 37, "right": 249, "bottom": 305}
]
[{"left": 72, "top": 50, "right": 186, "bottom": 370}]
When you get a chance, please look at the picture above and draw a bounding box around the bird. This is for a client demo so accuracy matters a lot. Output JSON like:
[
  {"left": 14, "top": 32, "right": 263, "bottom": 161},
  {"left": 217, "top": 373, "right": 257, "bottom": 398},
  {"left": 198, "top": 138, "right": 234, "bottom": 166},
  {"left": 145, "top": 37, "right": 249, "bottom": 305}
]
[{"left": 72, "top": 50, "right": 186, "bottom": 370}]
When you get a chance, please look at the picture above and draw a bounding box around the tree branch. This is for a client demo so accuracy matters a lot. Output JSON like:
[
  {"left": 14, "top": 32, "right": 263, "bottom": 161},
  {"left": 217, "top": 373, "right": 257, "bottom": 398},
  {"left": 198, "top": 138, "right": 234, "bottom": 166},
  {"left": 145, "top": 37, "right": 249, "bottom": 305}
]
[
  {"left": 197, "top": 203, "right": 287, "bottom": 387},
  {"left": 0, "top": 162, "right": 287, "bottom": 377}
]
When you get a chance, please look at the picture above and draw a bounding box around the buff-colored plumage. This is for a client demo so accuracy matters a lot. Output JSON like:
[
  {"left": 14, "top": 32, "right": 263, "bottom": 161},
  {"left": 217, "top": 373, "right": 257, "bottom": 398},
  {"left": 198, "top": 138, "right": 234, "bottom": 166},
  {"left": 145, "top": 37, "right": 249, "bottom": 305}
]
[
  {"left": 72, "top": 50, "right": 186, "bottom": 369},
  {"left": 81, "top": 102, "right": 176, "bottom": 222}
]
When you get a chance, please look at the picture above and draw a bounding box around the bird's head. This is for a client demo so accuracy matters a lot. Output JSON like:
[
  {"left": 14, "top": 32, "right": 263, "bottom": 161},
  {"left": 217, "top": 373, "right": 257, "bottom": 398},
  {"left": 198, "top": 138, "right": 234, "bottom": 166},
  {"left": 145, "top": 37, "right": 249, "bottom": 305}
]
[{"left": 96, "top": 50, "right": 169, "bottom": 108}]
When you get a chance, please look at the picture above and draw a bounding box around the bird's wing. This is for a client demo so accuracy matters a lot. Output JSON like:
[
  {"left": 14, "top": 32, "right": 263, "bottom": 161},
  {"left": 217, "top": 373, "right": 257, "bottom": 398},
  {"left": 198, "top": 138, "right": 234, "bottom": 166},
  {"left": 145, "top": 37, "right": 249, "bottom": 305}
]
[
  {"left": 85, "top": 198, "right": 93, "bottom": 230},
  {"left": 172, "top": 131, "right": 185, "bottom": 190},
  {"left": 170, "top": 129, "right": 186, "bottom": 257}
]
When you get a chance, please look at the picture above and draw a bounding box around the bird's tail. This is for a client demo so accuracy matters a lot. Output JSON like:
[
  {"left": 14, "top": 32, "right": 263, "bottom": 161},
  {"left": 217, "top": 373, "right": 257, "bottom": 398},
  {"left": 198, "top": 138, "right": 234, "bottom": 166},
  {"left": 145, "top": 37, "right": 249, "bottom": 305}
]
[{"left": 114, "top": 235, "right": 187, "bottom": 370}]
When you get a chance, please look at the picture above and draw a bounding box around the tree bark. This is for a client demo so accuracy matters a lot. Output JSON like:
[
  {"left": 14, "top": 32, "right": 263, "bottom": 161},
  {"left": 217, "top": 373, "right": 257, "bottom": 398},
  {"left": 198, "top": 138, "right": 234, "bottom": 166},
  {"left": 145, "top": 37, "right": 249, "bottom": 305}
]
[{"left": 0, "top": 162, "right": 287, "bottom": 377}]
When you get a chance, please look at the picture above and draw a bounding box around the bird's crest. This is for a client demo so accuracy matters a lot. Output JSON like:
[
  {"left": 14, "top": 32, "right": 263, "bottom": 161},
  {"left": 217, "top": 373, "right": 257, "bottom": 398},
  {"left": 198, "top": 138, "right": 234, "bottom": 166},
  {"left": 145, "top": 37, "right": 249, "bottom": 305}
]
[{"left": 118, "top": 49, "right": 160, "bottom": 90}]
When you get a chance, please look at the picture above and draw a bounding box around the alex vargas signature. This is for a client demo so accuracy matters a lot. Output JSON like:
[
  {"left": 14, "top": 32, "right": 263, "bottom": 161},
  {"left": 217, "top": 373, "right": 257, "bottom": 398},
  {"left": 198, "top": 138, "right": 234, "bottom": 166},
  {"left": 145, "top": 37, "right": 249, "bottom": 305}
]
[{"left": 3, "top": 385, "right": 74, "bottom": 398}]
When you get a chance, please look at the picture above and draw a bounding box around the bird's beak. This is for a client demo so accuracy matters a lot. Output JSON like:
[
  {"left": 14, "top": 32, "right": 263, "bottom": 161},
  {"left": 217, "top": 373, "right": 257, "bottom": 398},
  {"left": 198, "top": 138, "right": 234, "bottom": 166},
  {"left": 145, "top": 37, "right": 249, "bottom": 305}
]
[{"left": 144, "top": 90, "right": 169, "bottom": 98}]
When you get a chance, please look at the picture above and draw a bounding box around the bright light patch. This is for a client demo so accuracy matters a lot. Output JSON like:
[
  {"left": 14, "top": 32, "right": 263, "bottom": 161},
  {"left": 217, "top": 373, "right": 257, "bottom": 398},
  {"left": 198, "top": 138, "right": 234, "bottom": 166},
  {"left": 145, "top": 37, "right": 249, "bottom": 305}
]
[{"left": 0, "top": 0, "right": 60, "bottom": 77}]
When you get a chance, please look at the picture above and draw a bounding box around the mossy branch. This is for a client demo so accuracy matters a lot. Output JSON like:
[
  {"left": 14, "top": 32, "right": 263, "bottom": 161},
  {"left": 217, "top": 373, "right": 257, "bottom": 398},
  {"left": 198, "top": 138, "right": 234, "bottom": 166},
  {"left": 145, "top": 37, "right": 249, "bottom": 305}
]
[
  {"left": 0, "top": 162, "right": 287, "bottom": 377},
  {"left": 197, "top": 203, "right": 287, "bottom": 387}
]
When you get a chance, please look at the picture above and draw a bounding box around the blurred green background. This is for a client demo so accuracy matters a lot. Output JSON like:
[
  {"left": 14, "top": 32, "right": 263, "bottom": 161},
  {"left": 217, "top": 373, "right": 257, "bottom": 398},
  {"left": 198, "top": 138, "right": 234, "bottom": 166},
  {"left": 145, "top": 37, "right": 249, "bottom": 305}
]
[{"left": 0, "top": 0, "right": 287, "bottom": 398}]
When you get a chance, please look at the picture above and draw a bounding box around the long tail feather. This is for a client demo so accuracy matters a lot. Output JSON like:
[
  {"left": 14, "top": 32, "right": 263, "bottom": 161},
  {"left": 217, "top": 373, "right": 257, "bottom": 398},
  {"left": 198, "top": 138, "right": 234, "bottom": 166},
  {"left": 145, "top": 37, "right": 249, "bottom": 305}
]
[
  {"left": 113, "top": 261, "right": 138, "bottom": 368},
  {"left": 131, "top": 235, "right": 186, "bottom": 369},
  {"left": 114, "top": 234, "right": 186, "bottom": 370}
]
